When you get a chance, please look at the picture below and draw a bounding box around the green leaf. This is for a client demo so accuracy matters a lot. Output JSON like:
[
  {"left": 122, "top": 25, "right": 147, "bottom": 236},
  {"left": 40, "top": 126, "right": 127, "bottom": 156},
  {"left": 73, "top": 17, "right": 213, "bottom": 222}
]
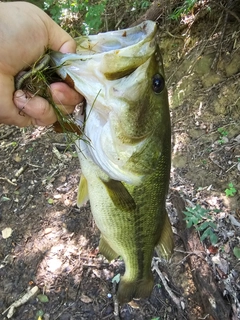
[
  {"left": 186, "top": 220, "right": 193, "bottom": 228},
  {"left": 37, "top": 294, "right": 49, "bottom": 303},
  {"left": 209, "top": 232, "right": 218, "bottom": 245},
  {"left": 200, "top": 227, "right": 211, "bottom": 241},
  {"left": 1, "top": 196, "right": 11, "bottom": 202},
  {"left": 197, "top": 221, "right": 211, "bottom": 231},
  {"left": 47, "top": 198, "right": 54, "bottom": 204},
  {"left": 36, "top": 309, "right": 44, "bottom": 317},
  {"left": 112, "top": 273, "right": 121, "bottom": 284},
  {"left": 233, "top": 246, "right": 240, "bottom": 259}
]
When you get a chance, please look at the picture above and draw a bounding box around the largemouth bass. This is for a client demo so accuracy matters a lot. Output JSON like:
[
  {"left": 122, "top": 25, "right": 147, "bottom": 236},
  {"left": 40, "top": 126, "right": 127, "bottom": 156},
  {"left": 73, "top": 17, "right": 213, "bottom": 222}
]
[{"left": 51, "top": 20, "right": 173, "bottom": 304}]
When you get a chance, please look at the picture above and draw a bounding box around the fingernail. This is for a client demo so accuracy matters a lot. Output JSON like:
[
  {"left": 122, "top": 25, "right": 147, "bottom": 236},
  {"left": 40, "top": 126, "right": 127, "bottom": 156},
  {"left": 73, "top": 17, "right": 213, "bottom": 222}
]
[{"left": 14, "top": 90, "right": 28, "bottom": 108}]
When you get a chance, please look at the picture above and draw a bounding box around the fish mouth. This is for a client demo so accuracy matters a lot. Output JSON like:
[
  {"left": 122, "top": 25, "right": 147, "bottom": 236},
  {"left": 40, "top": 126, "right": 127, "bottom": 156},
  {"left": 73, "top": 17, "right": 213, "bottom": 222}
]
[
  {"left": 50, "top": 21, "right": 160, "bottom": 185},
  {"left": 51, "top": 20, "right": 158, "bottom": 84},
  {"left": 75, "top": 21, "right": 156, "bottom": 54}
]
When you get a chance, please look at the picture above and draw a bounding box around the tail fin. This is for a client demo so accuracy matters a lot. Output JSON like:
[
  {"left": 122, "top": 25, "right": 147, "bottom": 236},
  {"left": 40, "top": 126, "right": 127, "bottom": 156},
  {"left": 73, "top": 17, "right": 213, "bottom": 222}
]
[{"left": 117, "top": 274, "right": 154, "bottom": 304}]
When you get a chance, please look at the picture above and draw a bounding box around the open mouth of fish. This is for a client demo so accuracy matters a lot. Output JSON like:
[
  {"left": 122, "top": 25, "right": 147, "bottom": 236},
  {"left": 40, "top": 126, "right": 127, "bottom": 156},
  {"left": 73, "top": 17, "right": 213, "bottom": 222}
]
[{"left": 50, "top": 21, "right": 161, "bottom": 185}]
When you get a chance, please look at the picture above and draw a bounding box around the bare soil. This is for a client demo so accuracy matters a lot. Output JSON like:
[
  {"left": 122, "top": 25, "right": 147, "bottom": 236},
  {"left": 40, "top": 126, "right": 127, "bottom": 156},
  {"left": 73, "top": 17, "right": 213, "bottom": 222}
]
[{"left": 1, "top": 1, "right": 240, "bottom": 319}]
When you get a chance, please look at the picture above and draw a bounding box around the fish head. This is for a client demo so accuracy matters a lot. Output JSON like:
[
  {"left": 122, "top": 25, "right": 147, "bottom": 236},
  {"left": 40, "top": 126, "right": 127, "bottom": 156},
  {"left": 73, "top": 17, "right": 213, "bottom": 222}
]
[{"left": 50, "top": 21, "right": 170, "bottom": 184}]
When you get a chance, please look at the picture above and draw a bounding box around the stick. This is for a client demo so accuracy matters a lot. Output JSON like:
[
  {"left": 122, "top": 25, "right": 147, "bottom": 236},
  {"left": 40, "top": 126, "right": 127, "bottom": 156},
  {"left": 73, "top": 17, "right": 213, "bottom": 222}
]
[
  {"left": 152, "top": 258, "right": 183, "bottom": 310},
  {"left": 2, "top": 286, "right": 39, "bottom": 318}
]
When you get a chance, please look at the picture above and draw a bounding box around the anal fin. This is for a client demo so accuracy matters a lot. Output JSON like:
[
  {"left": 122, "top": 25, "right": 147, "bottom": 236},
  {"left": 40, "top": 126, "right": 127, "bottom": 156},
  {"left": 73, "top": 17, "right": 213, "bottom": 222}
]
[
  {"left": 99, "top": 236, "right": 119, "bottom": 261},
  {"left": 155, "top": 210, "right": 174, "bottom": 260}
]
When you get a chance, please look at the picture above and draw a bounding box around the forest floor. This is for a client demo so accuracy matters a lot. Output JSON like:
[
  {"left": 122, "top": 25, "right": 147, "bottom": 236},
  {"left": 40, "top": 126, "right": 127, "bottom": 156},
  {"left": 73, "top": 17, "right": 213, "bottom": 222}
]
[{"left": 0, "top": 1, "right": 240, "bottom": 319}]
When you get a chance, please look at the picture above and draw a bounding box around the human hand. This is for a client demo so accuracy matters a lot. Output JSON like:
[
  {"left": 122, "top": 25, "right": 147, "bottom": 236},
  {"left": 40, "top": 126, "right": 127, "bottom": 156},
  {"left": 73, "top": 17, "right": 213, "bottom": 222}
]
[{"left": 0, "top": 1, "right": 83, "bottom": 127}]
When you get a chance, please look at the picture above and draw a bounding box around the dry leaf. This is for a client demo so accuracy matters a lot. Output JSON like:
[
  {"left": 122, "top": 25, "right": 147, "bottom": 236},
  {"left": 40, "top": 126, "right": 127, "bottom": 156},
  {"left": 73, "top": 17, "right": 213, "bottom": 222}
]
[
  {"left": 2, "top": 227, "right": 13, "bottom": 239},
  {"left": 80, "top": 294, "right": 93, "bottom": 303},
  {"left": 13, "top": 155, "right": 21, "bottom": 163}
]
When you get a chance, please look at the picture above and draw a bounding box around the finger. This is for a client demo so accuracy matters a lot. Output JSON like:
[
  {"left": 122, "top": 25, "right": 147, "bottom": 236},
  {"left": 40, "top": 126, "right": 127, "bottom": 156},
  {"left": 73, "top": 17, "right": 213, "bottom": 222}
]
[
  {"left": 14, "top": 90, "right": 57, "bottom": 126},
  {"left": 0, "top": 75, "right": 33, "bottom": 127},
  {"left": 50, "top": 82, "right": 84, "bottom": 114},
  {"left": 14, "top": 84, "right": 84, "bottom": 126}
]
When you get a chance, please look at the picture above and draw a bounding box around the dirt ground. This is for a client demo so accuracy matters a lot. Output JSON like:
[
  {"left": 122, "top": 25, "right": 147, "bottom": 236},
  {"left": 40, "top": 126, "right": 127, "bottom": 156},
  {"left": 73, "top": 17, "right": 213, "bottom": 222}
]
[{"left": 1, "top": 1, "right": 240, "bottom": 320}]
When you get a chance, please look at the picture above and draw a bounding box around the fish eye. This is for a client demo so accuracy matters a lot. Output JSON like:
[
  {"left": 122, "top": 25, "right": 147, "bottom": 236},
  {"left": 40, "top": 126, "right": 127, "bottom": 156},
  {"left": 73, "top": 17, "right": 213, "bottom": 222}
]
[{"left": 152, "top": 74, "right": 165, "bottom": 94}]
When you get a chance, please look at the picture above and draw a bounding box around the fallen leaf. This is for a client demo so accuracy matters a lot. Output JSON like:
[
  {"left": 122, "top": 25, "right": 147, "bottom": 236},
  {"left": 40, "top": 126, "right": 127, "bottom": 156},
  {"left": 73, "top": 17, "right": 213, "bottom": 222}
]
[
  {"left": 208, "top": 245, "right": 218, "bottom": 254},
  {"left": 112, "top": 273, "right": 121, "bottom": 284},
  {"left": 53, "top": 194, "right": 62, "bottom": 199},
  {"left": 229, "top": 214, "right": 240, "bottom": 227},
  {"left": 37, "top": 294, "right": 49, "bottom": 303},
  {"left": 80, "top": 294, "right": 93, "bottom": 303},
  {"left": 47, "top": 198, "right": 54, "bottom": 205},
  {"left": 128, "top": 300, "right": 140, "bottom": 309},
  {"left": 2, "top": 227, "right": 13, "bottom": 239},
  {"left": 13, "top": 155, "right": 21, "bottom": 163},
  {"left": 1, "top": 196, "right": 11, "bottom": 202},
  {"left": 233, "top": 247, "right": 240, "bottom": 259}
]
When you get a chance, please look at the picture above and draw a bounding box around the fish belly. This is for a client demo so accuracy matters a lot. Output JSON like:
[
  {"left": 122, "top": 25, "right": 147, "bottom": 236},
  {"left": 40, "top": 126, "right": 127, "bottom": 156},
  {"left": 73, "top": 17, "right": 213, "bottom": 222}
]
[{"left": 78, "top": 139, "right": 172, "bottom": 304}]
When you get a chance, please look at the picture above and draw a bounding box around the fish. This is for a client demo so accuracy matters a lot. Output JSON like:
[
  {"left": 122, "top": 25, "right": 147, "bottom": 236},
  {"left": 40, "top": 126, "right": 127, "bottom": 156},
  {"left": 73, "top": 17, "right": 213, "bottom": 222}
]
[{"left": 50, "top": 20, "right": 174, "bottom": 304}]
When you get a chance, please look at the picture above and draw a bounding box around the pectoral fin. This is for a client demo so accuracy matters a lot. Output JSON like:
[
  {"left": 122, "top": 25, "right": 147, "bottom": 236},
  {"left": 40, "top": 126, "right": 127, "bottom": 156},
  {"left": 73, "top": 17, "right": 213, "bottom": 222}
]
[
  {"left": 77, "top": 174, "right": 89, "bottom": 207},
  {"left": 100, "top": 178, "right": 136, "bottom": 212},
  {"left": 155, "top": 211, "right": 174, "bottom": 260},
  {"left": 99, "top": 236, "right": 119, "bottom": 261}
]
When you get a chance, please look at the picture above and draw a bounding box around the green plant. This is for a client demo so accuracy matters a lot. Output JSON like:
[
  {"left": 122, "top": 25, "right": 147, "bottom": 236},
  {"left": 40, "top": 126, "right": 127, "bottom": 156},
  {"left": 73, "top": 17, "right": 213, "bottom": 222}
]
[
  {"left": 233, "top": 246, "right": 240, "bottom": 259},
  {"left": 44, "top": 0, "right": 107, "bottom": 34},
  {"left": 217, "top": 127, "right": 228, "bottom": 144},
  {"left": 170, "top": 0, "right": 199, "bottom": 20},
  {"left": 225, "top": 183, "right": 237, "bottom": 197},
  {"left": 183, "top": 205, "right": 219, "bottom": 245}
]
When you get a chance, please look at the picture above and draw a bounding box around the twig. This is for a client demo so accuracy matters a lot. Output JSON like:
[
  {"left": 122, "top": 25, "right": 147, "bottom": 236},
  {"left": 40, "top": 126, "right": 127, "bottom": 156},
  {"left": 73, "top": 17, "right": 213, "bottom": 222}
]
[
  {"left": 15, "top": 165, "right": 28, "bottom": 178},
  {"left": 112, "top": 281, "right": 120, "bottom": 320},
  {"left": 152, "top": 258, "right": 184, "bottom": 310},
  {"left": 20, "top": 194, "right": 34, "bottom": 211},
  {"left": 226, "top": 163, "right": 237, "bottom": 173},
  {"left": 212, "top": 0, "right": 240, "bottom": 23},
  {"left": 2, "top": 286, "right": 39, "bottom": 318},
  {"left": 0, "top": 129, "right": 15, "bottom": 140},
  {"left": 0, "top": 177, "right": 17, "bottom": 186},
  {"left": 54, "top": 303, "right": 74, "bottom": 320}
]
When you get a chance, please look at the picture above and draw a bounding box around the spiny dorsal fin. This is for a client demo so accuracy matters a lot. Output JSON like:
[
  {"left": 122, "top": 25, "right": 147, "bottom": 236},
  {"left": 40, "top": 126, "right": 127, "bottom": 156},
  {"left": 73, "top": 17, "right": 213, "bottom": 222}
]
[
  {"left": 100, "top": 178, "right": 136, "bottom": 212},
  {"left": 99, "top": 236, "right": 119, "bottom": 261},
  {"left": 77, "top": 174, "right": 89, "bottom": 207},
  {"left": 155, "top": 210, "right": 174, "bottom": 260}
]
